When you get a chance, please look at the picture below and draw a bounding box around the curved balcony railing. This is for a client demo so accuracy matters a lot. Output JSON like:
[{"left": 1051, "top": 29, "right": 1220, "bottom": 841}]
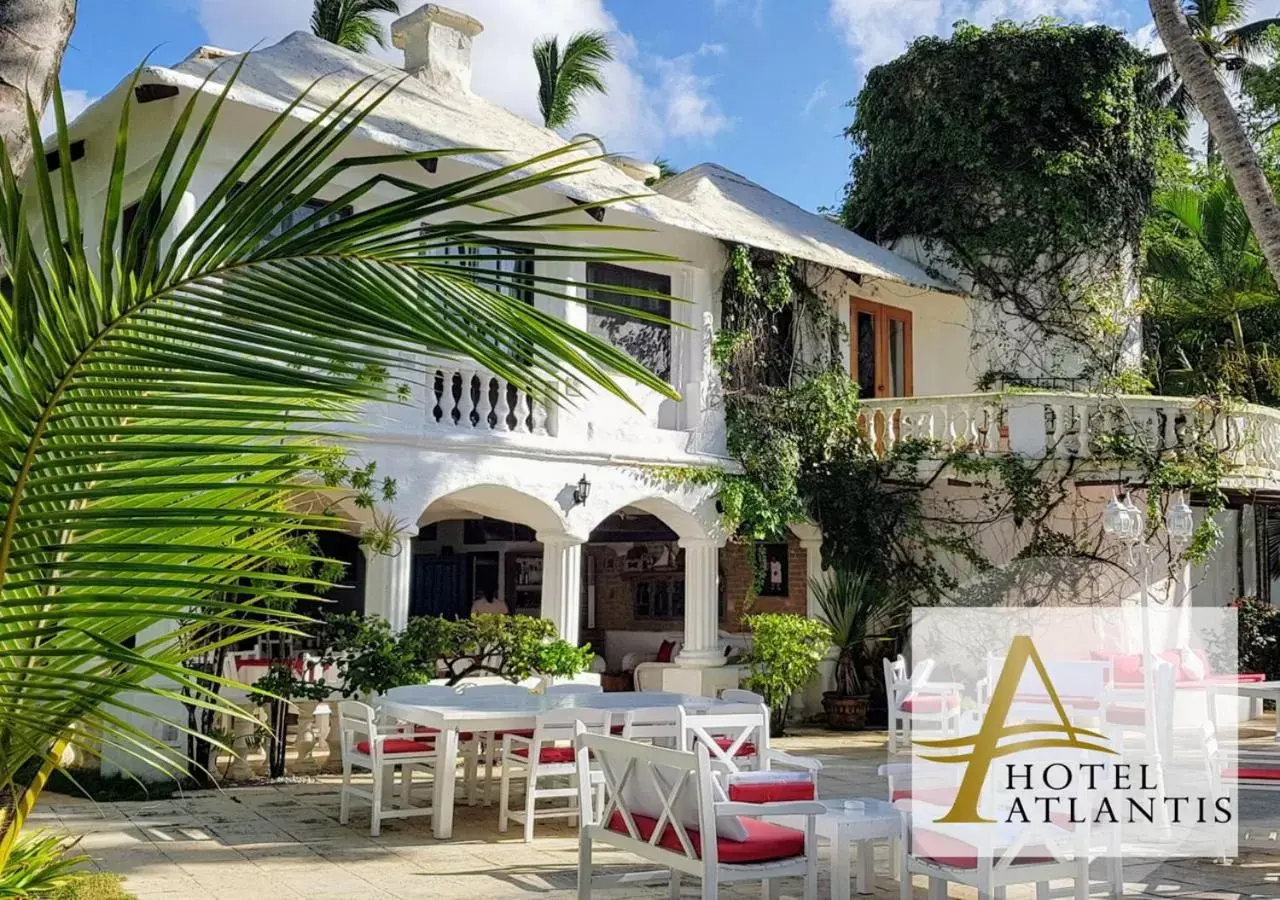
[{"left": 857, "top": 393, "right": 1280, "bottom": 479}]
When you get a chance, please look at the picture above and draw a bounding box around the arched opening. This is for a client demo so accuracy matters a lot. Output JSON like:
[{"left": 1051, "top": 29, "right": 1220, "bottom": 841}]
[
  {"left": 398, "top": 485, "right": 567, "bottom": 622},
  {"left": 582, "top": 500, "right": 727, "bottom": 685}
]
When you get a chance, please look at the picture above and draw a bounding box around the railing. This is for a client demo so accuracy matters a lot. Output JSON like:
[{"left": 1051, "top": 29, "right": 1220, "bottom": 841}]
[
  {"left": 426, "top": 364, "right": 554, "bottom": 437},
  {"left": 857, "top": 393, "right": 1280, "bottom": 478}
]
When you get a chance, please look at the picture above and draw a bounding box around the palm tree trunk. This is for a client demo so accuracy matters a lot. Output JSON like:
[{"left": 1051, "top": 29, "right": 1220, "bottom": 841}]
[
  {"left": 0, "top": 0, "right": 76, "bottom": 181},
  {"left": 1151, "top": 0, "right": 1280, "bottom": 290}
]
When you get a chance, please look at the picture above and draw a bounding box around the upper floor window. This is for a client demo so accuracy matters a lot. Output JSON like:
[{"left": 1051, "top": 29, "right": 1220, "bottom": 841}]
[
  {"left": 585, "top": 263, "right": 672, "bottom": 382},
  {"left": 442, "top": 244, "right": 534, "bottom": 304}
]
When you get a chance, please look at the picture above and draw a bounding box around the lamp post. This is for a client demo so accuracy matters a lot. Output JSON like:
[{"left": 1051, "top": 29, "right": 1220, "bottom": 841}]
[{"left": 1102, "top": 490, "right": 1194, "bottom": 764}]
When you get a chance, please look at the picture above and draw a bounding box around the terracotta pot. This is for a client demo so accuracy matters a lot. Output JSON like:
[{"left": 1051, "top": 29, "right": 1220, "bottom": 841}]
[
  {"left": 822, "top": 691, "right": 869, "bottom": 731},
  {"left": 601, "top": 673, "right": 632, "bottom": 693}
]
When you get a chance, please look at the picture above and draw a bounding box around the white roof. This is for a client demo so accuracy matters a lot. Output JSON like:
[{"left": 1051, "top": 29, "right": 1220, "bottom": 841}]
[
  {"left": 654, "top": 164, "right": 954, "bottom": 292},
  {"left": 83, "top": 31, "right": 955, "bottom": 294}
]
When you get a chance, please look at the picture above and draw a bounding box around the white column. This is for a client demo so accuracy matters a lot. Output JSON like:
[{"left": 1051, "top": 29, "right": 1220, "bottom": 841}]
[
  {"left": 798, "top": 533, "right": 837, "bottom": 715},
  {"left": 797, "top": 534, "right": 828, "bottom": 619},
  {"left": 362, "top": 530, "right": 414, "bottom": 631},
  {"left": 539, "top": 534, "right": 584, "bottom": 643},
  {"left": 675, "top": 538, "right": 727, "bottom": 668}
]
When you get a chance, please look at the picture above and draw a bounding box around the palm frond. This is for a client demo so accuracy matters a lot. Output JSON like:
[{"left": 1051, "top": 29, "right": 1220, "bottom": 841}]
[
  {"left": 532, "top": 31, "right": 613, "bottom": 130},
  {"left": 311, "top": 0, "right": 400, "bottom": 53},
  {"left": 0, "top": 63, "right": 677, "bottom": 856}
]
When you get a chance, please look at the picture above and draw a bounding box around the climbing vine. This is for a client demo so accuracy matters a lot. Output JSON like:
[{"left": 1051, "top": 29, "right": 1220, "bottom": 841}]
[{"left": 844, "top": 19, "right": 1164, "bottom": 390}]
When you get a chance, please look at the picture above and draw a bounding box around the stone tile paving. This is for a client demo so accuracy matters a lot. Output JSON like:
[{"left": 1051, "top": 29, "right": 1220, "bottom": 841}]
[{"left": 33, "top": 727, "right": 1280, "bottom": 899}]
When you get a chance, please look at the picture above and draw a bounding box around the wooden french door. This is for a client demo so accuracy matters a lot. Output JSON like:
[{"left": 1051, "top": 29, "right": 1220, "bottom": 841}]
[{"left": 850, "top": 299, "right": 913, "bottom": 398}]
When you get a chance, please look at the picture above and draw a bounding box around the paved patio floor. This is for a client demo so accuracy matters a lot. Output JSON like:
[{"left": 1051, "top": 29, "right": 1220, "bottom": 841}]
[{"left": 35, "top": 728, "right": 1280, "bottom": 900}]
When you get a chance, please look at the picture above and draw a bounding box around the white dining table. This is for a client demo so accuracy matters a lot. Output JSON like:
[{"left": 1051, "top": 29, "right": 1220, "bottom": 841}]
[{"left": 380, "top": 690, "right": 726, "bottom": 838}]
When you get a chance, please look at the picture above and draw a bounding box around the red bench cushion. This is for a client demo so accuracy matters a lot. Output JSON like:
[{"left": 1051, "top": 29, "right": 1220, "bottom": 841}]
[
  {"left": 727, "top": 780, "right": 815, "bottom": 804},
  {"left": 512, "top": 745, "right": 576, "bottom": 764},
  {"left": 655, "top": 640, "right": 676, "bottom": 664},
  {"left": 605, "top": 811, "right": 805, "bottom": 864},
  {"left": 356, "top": 738, "right": 433, "bottom": 755},
  {"left": 901, "top": 694, "right": 959, "bottom": 713},
  {"left": 1225, "top": 767, "right": 1280, "bottom": 781}
]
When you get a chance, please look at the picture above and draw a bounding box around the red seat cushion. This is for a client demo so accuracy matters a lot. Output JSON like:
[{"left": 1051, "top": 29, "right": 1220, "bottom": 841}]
[
  {"left": 891, "top": 786, "right": 958, "bottom": 806},
  {"left": 900, "top": 693, "right": 959, "bottom": 713},
  {"left": 1105, "top": 705, "right": 1145, "bottom": 726},
  {"left": 1225, "top": 767, "right": 1280, "bottom": 781},
  {"left": 713, "top": 736, "right": 757, "bottom": 757},
  {"left": 727, "top": 780, "right": 815, "bottom": 803},
  {"left": 912, "top": 829, "right": 1053, "bottom": 869},
  {"left": 655, "top": 640, "right": 676, "bottom": 664},
  {"left": 512, "top": 745, "right": 576, "bottom": 764},
  {"left": 356, "top": 738, "right": 434, "bottom": 755},
  {"left": 605, "top": 811, "right": 805, "bottom": 864},
  {"left": 1093, "top": 651, "right": 1143, "bottom": 685}
]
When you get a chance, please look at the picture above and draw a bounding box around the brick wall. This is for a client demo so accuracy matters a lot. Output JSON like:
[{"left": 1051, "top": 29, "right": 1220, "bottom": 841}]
[
  {"left": 721, "top": 536, "right": 808, "bottom": 631},
  {"left": 587, "top": 537, "right": 810, "bottom": 636}
]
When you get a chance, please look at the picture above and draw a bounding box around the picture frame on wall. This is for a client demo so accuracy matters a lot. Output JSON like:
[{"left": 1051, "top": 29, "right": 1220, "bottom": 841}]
[{"left": 759, "top": 543, "right": 789, "bottom": 597}]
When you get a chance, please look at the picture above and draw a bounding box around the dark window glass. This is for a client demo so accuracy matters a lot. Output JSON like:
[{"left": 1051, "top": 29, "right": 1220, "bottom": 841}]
[
  {"left": 856, "top": 310, "right": 877, "bottom": 398},
  {"left": 443, "top": 244, "right": 534, "bottom": 304},
  {"left": 585, "top": 262, "right": 672, "bottom": 382}
]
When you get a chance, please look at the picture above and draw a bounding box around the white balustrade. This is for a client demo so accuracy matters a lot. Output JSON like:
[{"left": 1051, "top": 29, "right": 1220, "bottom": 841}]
[
  {"left": 857, "top": 393, "right": 1280, "bottom": 483},
  {"left": 426, "top": 364, "right": 554, "bottom": 436}
]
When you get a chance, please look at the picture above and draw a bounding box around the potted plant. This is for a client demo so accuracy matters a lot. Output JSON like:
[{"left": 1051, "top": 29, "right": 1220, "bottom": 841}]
[
  {"left": 741, "top": 612, "right": 832, "bottom": 735},
  {"left": 815, "top": 567, "right": 906, "bottom": 730}
]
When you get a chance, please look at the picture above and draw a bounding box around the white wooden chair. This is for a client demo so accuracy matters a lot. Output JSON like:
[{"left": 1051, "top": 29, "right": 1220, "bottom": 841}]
[
  {"left": 677, "top": 704, "right": 823, "bottom": 791},
  {"left": 499, "top": 707, "right": 610, "bottom": 841},
  {"left": 618, "top": 706, "right": 680, "bottom": 746},
  {"left": 336, "top": 700, "right": 436, "bottom": 836},
  {"left": 575, "top": 729, "right": 823, "bottom": 899},
  {"left": 457, "top": 683, "right": 532, "bottom": 806},
  {"left": 884, "top": 655, "right": 961, "bottom": 753}
]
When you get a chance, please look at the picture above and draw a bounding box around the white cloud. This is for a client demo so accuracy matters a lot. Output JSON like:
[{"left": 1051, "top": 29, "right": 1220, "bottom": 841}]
[
  {"left": 828, "top": 0, "right": 1106, "bottom": 71},
  {"left": 196, "top": 0, "right": 729, "bottom": 158},
  {"left": 711, "top": 0, "right": 765, "bottom": 29},
  {"left": 40, "top": 88, "right": 95, "bottom": 136},
  {"left": 1128, "top": 22, "right": 1162, "bottom": 55},
  {"left": 802, "top": 80, "right": 829, "bottom": 117}
]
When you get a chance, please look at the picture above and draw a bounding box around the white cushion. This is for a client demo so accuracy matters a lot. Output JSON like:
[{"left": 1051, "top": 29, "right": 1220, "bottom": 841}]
[{"left": 619, "top": 759, "right": 749, "bottom": 842}]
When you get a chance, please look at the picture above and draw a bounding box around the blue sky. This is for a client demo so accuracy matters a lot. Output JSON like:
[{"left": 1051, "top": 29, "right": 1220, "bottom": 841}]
[{"left": 63, "top": 0, "right": 1195, "bottom": 213}]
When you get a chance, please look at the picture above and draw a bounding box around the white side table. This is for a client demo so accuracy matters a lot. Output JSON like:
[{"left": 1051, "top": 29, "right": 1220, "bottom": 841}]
[{"left": 816, "top": 798, "right": 902, "bottom": 898}]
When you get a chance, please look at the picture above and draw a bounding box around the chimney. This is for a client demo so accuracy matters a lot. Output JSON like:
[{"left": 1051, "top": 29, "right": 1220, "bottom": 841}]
[{"left": 392, "top": 4, "right": 484, "bottom": 91}]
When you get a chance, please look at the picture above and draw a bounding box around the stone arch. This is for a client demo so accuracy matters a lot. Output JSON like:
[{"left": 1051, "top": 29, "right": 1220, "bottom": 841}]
[
  {"left": 419, "top": 482, "right": 568, "bottom": 536},
  {"left": 582, "top": 494, "right": 718, "bottom": 542}
]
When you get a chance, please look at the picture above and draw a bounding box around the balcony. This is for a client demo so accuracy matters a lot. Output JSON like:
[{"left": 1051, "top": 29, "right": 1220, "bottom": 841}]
[
  {"left": 351, "top": 357, "right": 727, "bottom": 467},
  {"left": 857, "top": 393, "right": 1280, "bottom": 488}
]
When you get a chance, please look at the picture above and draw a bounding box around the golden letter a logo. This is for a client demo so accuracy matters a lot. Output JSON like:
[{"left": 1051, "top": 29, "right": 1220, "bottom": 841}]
[{"left": 914, "top": 635, "right": 1115, "bottom": 824}]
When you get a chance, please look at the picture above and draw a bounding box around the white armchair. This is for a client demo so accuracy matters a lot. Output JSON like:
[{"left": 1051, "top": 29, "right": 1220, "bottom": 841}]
[{"left": 630, "top": 641, "right": 682, "bottom": 691}]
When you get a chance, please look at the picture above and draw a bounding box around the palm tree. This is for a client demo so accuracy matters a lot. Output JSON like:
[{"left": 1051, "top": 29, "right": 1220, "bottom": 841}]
[
  {"left": 1150, "top": 0, "right": 1280, "bottom": 290},
  {"left": 0, "top": 0, "right": 75, "bottom": 180},
  {"left": 310, "top": 0, "right": 399, "bottom": 53},
  {"left": 645, "top": 156, "right": 679, "bottom": 186},
  {"left": 0, "top": 65, "right": 675, "bottom": 866},
  {"left": 533, "top": 31, "right": 613, "bottom": 130},
  {"left": 1149, "top": 0, "right": 1280, "bottom": 155},
  {"left": 1145, "top": 180, "right": 1279, "bottom": 397}
]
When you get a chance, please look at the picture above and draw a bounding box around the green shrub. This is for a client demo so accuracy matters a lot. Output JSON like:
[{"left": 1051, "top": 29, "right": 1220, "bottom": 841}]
[
  {"left": 0, "top": 832, "right": 86, "bottom": 898},
  {"left": 742, "top": 613, "right": 831, "bottom": 734}
]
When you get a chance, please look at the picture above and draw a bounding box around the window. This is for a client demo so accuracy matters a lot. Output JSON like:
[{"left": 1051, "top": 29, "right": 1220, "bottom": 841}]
[
  {"left": 586, "top": 263, "right": 672, "bottom": 382},
  {"left": 443, "top": 244, "right": 534, "bottom": 304},
  {"left": 850, "top": 299, "right": 913, "bottom": 398},
  {"left": 229, "top": 186, "right": 353, "bottom": 243},
  {"left": 632, "top": 576, "right": 685, "bottom": 620},
  {"left": 121, "top": 197, "right": 161, "bottom": 277}
]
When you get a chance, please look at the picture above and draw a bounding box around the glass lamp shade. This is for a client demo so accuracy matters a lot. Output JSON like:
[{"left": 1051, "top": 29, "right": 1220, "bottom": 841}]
[
  {"left": 1121, "top": 494, "right": 1145, "bottom": 542},
  {"left": 1167, "top": 493, "right": 1195, "bottom": 543},
  {"left": 1103, "top": 494, "right": 1125, "bottom": 536}
]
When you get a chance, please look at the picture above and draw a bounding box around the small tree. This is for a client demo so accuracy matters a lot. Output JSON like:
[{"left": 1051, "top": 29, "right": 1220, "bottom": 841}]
[{"left": 741, "top": 613, "right": 831, "bottom": 735}]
